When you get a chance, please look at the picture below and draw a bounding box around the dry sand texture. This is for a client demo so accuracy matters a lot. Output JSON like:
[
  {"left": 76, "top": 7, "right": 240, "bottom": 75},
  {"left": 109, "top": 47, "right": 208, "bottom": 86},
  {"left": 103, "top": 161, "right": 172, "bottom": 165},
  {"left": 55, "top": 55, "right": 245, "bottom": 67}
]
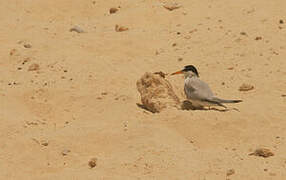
[{"left": 1, "top": 0, "right": 286, "bottom": 179}]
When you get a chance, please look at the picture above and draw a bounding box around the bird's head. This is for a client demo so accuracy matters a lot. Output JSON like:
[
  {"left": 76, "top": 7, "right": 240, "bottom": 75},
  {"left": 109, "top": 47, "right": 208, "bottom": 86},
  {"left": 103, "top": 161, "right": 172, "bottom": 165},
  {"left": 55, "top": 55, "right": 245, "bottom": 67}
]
[{"left": 171, "top": 65, "right": 199, "bottom": 78}]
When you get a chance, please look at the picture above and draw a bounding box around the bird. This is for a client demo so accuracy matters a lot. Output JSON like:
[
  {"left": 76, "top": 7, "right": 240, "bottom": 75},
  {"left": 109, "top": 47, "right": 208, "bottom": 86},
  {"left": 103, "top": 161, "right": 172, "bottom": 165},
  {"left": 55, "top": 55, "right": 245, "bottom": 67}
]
[{"left": 171, "top": 65, "right": 242, "bottom": 109}]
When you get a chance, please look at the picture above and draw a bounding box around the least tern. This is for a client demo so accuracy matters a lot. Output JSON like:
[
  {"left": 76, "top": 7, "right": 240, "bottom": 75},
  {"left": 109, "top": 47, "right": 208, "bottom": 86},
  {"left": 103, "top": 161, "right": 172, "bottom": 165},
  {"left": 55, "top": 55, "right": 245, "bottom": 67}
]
[{"left": 171, "top": 65, "right": 242, "bottom": 109}]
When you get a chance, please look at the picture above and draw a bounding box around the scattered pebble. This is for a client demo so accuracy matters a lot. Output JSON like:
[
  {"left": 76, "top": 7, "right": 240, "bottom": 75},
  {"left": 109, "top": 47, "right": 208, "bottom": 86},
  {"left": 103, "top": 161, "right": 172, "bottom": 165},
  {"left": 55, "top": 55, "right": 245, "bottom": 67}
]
[
  {"left": 24, "top": 44, "right": 32, "bottom": 48},
  {"left": 163, "top": 2, "right": 181, "bottom": 11},
  {"left": 61, "top": 149, "right": 71, "bottom": 156},
  {"left": 28, "top": 63, "right": 40, "bottom": 71},
  {"left": 239, "top": 83, "right": 254, "bottom": 91},
  {"left": 240, "top": 32, "right": 247, "bottom": 36},
  {"left": 189, "top": 29, "right": 198, "bottom": 33},
  {"left": 281, "top": 94, "right": 286, "bottom": 97},
  {"left": 70, "top": 26, "right": 85, "bottom": 33},
  {"left": 115, "top": 25, "right": 128, "bottom": 32},
  {"left": 101, "top": 92, "right": 108, "bottom": 95},
  {"left": 227, "top": 67, "right": 234, "bottom": 70},
  {"left": 10, "top": 49, "right": 17, "bottom": 56},
  {"left": 22, "top": 58, "right": 30, "bottom": 65},
  {"left": 279, "top": 19, "right": 284, "bottom": 24},
  {"left": 109, "top": 7, "right": 118, "bottom": 14},
  {"left": 255, "top": 36, "right": 262, "bottom": 40},
  {"left": 40, "top": 140, "right": 49, "bottom": 146},
  {"left": 249, "top": 148, "right": 274, "bottom": 158},
  {"left": 178, "top": 57, "right": 183, "bottom": 61},
  {"left": 88, "top": 158, "right": 97, "bottom": 168},
  {"left": 226, "top": 169, "right": 235, "bottom": 176},
  {"left": 184, "top": 35, "right": 191, "bottom": 39},
  {"left": 8, "top": 82, "right": 18, "bottom": 86}
]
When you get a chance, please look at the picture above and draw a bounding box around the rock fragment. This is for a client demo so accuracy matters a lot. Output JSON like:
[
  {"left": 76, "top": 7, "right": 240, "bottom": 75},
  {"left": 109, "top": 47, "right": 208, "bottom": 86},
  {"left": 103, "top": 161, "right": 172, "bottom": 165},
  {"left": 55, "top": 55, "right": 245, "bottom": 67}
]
[
  {"left": 163, "top": 2, "right": 181, "bottom": 11},
  {"left": 115, "top": 25, "right": 128, "bottom": 32},
  {"left": 61, "top": 149, "right": 71, "bottom": 156},
  {"left": 88, "top": 158, "right": 97, "bottom": 168},
  {"left": 28, "top": 63, "right": 40, "bottom": 71},
  {"left": 109, "top": 7, "right": 118, "bottom": 14},
  {"left": 239, "top": 83, "right": 254, "bottom": 91},
  {"left": 226, "top": 169, "right": 235, "bottom": 176},
  {"left": 70, "top": 26, "right": 85, "bottom": 33},
  {"left": 249, "top": 148, "right": 274, "bottom": 158},
  {"left": 24, "top": 43, "right": 32, "bottom": 48}
]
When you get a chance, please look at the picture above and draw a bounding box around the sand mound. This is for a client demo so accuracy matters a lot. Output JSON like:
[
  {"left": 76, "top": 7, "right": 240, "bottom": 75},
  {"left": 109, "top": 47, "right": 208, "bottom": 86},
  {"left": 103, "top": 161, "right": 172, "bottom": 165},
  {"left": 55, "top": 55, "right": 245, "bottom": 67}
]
[{"left": 136, "top": 72, "right": 180, "bottom": 113}]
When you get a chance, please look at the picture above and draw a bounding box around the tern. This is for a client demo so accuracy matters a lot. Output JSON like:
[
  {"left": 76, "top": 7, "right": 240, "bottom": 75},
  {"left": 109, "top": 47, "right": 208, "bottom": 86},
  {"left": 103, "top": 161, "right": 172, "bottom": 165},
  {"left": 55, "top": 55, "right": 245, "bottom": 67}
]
[{"left": 171, "top": 65, "right": 242, "bottom": 109}]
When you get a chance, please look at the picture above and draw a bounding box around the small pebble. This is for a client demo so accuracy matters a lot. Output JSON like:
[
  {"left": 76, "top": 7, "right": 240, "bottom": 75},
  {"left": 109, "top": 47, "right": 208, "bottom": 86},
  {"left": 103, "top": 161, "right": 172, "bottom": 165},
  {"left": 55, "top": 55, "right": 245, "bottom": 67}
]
[
  {"left": 279, "top": 19, "right": 284, "bottom": 24},
  {"left": 109, "top": 7, "right": 118, "bottom": 14},
  {"left": 240, "top": 32, "right": 247, "bottom": 36},
  {"left": 189, "top": 29, "right": 197, "bottom": 33},
  {"left": 28, "top": 63, "right": 40, "bottom": 71},
  {"left": 61, "top": 149, "right": 71, "bottom": 156},
  {"left": 88, "top": 158, "right": 97, "bottom": 168},
  {"left": 115, "top": 25, "right": 128, "bottom": 32},
  {"left": 41, "top": 140, "right": 49, "bottom": 146},
  {"left": 70, "top": 26, "right": 85, "bottom": 33},
  {"left": 101, "top": 92, "right": 108, "bottom": 95},
  {"left": 255, "top": 36, "right": 262, "bottom": 40},
  {"left": 10, "top": 49, "right": 17, "bottom": 56},
  {"left": 239, "top": 83, "right": 254, "bottom": 91},
  {"left": 226, "top": 169, "right": 235, "bottom": 176},
  {"left": 163, "top": 2, "right": 181, "bottom": 11},
  {"left": 24, "top": 44, "right": 32, "bottom": 48}
]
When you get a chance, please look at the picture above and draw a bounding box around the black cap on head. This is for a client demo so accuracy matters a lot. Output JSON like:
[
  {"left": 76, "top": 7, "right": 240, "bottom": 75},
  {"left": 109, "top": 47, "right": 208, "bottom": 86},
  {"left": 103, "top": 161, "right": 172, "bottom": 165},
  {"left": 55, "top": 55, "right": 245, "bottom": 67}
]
[{"left": 183, "top": 65, "right": 199, "bottom": 77}]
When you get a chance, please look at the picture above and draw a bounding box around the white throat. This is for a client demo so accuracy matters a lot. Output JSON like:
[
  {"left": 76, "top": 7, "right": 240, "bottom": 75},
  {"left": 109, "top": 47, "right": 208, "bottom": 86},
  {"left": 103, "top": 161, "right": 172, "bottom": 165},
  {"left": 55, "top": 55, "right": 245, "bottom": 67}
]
[{"left": 184, "top": 71, "right": 198, "bottom": 79}]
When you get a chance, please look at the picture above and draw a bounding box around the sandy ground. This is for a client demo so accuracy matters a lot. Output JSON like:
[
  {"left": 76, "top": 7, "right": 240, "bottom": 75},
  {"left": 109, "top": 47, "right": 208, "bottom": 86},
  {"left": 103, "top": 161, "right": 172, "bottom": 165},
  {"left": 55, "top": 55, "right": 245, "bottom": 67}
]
[{"left": 1, "top": 0, "right": 286, "bottom": 179}]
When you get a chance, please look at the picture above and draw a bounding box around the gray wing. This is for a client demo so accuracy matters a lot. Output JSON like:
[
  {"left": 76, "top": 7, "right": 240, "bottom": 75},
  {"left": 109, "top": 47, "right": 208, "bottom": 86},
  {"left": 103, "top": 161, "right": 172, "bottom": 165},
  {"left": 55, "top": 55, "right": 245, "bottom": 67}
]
[{"left": 184, "top": 78, "right": 214, "bottom": 100}]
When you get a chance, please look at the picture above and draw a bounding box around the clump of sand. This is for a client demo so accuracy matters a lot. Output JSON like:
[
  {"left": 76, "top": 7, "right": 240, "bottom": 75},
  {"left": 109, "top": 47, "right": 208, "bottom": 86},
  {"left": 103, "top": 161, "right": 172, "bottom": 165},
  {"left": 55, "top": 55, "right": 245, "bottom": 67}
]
[{"left": 136, "top": 72, "right": 180, "bottom": 113}]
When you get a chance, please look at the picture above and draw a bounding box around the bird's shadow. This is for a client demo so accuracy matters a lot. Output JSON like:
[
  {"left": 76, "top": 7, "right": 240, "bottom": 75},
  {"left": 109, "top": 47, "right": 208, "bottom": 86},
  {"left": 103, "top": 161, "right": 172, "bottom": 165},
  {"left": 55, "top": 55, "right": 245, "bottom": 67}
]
[
  {"left": 136, "top": 101, "right": 239, "bottom": 113},
  {"left": 181, "top": 100, "right": 239, "bottom": 112}
]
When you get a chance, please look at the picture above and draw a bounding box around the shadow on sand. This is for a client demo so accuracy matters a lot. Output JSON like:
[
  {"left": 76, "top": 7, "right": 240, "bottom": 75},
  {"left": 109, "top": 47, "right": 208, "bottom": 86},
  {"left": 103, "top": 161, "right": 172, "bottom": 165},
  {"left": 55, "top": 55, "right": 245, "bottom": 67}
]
[{"left": 136, "top": 101, "right": 239, "bottom": 113}]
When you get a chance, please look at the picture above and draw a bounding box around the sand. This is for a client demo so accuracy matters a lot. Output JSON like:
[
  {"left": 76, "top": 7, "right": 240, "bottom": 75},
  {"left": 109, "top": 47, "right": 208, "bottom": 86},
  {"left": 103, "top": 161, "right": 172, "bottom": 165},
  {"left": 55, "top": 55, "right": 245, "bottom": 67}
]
[{"left": 1, "top": 0, "right": 286, "bottom": 179}]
